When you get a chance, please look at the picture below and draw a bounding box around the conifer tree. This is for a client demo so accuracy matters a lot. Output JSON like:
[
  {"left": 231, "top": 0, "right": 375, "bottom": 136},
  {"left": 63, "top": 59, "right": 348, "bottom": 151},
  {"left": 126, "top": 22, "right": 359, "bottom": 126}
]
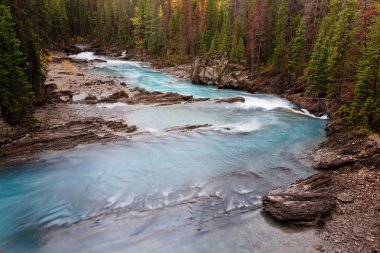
[
  {"left": 209, "top": 34, "right": 218, "bottom": 54},
  {"left": 147, "top": 1, "right": 163, "bottom": 54},
  {"left": 288, "top": 17, "right": 307, "bottom": 79},
  {"left": 203, "top": 0, "right": 218, "bottom": 51},
  {"left": 132, "top": 0, "right": 148, "bottom": 48},
  {"left": 0, "top": 5, "right": 33, "bottom": 123},
  {"left": 350, "top": 12, "right": 380, "bottom": 130},
  {"left": 271, "top": 0, "right": 289, "bottom": 71},
  {"left": 326, "top": 0, "right": 357, "bottom": 98},
  {"left": 305, "top": 32, "right": 330, "bottom": 97},
  {"left": 218, "top": 10, "right": 231, "bottom": 53},
  {"left": 236, "top": 38, "right": 246, "bottom": 64}
]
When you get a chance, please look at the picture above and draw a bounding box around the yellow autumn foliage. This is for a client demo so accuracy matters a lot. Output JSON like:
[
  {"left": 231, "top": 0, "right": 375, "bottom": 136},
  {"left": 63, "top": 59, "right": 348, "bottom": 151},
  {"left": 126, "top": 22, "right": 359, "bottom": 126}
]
[{"left": 61, "top": 60, "right": 75, "bottom": 75}]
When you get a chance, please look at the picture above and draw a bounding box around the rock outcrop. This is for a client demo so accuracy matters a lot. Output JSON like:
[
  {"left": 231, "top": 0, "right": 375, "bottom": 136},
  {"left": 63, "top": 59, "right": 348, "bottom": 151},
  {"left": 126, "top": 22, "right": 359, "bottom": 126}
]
[
  {"left": 214, "top": 97, "right": 245, "bottom": 104},
  {"left": 86, "top": 89, "right": 209, "bottom": 106},
  {"left": 262, "top": 172, "right": 335, "bottom": 225},
  {"left": 190, "top": 54, "right": 282, "bottom": 94},
  {"left": 284, "top": 93, "right": 341, "bottom": 117}
]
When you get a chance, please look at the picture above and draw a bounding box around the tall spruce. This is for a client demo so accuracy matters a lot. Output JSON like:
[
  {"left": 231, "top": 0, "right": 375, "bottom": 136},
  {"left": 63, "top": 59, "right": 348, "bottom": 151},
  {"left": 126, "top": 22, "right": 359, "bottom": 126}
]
[
  {"left": 288, "top": 17, "right": 307, "bottom": 79},
  {"left": 350, "top": 11, "right": 380, "bottom": 130},
  {"left": 271, "top": 0, "right": 289, "bottom": 72},
  {"left": 326, "top": 0, "right": 357, "bottom": 99},
  {"left": 0, "top": 5, "right": 33, "bottom": 123},
  {"left": 305, "top": 32, "right": 330, "bottom": 97}
]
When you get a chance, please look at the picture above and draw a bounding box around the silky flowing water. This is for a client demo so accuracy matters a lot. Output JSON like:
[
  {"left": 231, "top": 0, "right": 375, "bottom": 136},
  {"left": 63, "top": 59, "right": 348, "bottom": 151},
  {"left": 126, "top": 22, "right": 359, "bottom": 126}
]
[{"left": 0, "top": 52, "right": 327, "bottom": 253}]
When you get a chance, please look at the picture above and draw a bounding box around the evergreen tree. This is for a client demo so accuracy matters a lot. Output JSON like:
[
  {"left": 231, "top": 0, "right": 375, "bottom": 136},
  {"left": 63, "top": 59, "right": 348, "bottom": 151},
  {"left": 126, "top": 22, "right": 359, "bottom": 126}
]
[
  {"left": 350, "top": 12, "right": 380, "bottom": 130},
  {"left": 209, "top": 33, "right": 218, "bottom": 54},
  {"left": 271, "top": 0, "right": 289, "bottom": 71},
  {"left": 131, "top": 0, "right": 148, "bottom": 48},
  {"left": 49, "top": 0, "right": 69, "bottom": 43},
  {"left": 218, "top": 10, "right": 231, "bottom": 53},
  {"left": 147, "top": 1, "right": 163, "bottom": 54},
  {"left": 203, "top": 0, "right": 218, "bottom": 51},
  {"left": 326, "top": 0, "right": 357, "bottom": 98},
  {"left": 229, "top": 22, "right": 244, "bottom": 63},
  {"left": 305, "top": 32, "right": 330, "bottom": 97},
  {"left": 236, "top": 38, "right": 246, "bottom": 64},
  {"left": 0, "top": 5, "right": 33, "bottom": 123},
  {"left": 288, "top": 17, "right": 307, "bottom": 79}
]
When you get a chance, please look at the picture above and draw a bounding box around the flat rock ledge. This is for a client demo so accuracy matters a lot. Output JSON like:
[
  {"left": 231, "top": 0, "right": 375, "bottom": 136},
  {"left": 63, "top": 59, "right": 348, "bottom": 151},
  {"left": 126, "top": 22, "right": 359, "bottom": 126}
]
[{"left": 262, "top": 172, "right": 335, "bottom": 226}]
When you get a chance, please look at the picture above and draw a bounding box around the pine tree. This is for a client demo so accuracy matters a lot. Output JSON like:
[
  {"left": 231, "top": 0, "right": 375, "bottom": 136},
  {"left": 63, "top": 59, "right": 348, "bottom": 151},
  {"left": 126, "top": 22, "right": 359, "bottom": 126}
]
[
  {"left": 271, "top": 0, "right": 289, "bottom": 72},
  {"left": 236, "top": 37, "right": 246, "bottom": 64},
  {"left": 132, "top": 0, "right": 148, "bottom": 48},
  {"left": 305, "top": 32, "right": 330, "bottom": 97},
  {"left": 202, "top": 0, "right": 218, "bottom": 51},
  {"left": 0, "top": 5, "right": 33, "bottom": 123},
  {"left": 326, "top": 0, "right": 357, "bottom": 99},
  {"left": 209, "top": 33, "right": 218, "bottom": 54},
  {"left": 147, "top": 1, "right": 163, "bottom": 54},
  {"left": 350, "top": 12, "right": 380, "bottom": 130},
  {"left": 218, "top": 10, "right": 231, "bottom": 53},
  {"left": 49, "top": 0, "right": 69, "bottom": 43},
  {"left": 288, "top": 17, "right": 307, "bottom": 79}
]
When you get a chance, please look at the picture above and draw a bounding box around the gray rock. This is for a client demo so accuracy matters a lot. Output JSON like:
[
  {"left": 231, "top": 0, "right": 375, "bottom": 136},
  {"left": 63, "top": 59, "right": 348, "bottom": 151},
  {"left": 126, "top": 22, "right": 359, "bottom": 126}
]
[
  {"left": 262, "top": 172, "right": 335, "bottom": 225},
  {"left": 190, "top": 54, "right": 250, "bottom": 88},
  {"left": 336, "top": 193, "right": 354, "bottom": 203}
]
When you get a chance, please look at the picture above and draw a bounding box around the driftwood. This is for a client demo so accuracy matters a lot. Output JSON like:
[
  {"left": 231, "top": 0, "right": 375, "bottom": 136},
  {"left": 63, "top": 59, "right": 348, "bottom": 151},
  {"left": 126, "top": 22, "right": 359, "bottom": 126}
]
[{"left": 262, "top": 172, "right": 335, "bottom": 225}]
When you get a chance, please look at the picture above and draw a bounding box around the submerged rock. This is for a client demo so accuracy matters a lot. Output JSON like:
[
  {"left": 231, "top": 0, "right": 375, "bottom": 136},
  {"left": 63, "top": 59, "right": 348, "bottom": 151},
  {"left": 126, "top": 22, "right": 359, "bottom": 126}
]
[
  {"left": 98, "top": 91, "right": 129, "bottom": 103},
  {"left": 84, "top": 95, "right": 98, "bottom": 104},
  {"left": 214, "top": 97, "right": 245, "bottom": 104},
  {"left": 262, "top": 172, "right": 335, "bottom": 226}
]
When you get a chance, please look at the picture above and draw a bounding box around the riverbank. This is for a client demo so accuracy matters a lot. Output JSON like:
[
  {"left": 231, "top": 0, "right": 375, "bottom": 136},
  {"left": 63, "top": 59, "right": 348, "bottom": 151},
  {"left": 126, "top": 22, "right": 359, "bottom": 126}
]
[
  {"left": 0, "top": 54, "right": 134, "bottom": 164},
  {"left": 314, "top": 123, "right": 380, "bottom": 252}
]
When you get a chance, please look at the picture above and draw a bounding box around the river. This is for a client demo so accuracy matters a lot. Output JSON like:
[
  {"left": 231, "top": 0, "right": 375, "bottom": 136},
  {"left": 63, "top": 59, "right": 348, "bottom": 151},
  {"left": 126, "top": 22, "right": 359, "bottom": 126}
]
[{"left": 0, "top": 52, "right": 327, "bottom": 253}]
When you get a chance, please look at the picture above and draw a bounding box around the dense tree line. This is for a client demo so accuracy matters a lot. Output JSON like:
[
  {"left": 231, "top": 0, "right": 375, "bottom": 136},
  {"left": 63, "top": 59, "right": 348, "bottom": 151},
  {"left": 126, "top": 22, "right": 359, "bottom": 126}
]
[{"left": 0, "top": 0, "right": 379, "bottom": 131}]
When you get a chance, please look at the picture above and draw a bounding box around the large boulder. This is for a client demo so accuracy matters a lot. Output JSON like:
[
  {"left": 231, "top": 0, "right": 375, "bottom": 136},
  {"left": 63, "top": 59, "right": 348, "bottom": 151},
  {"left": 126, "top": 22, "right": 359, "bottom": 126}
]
[
  {"left": 191, "top": 54, "right": 229, "bottom": 85},
  {"left": 191, "top": 54, "right": 251, "bottom": 87},
  {"left": 262, "top": 172, "right": 335, "bottom": 225},
  {"left": 190, "top": 54, "right": 280, "bottom": 94}
]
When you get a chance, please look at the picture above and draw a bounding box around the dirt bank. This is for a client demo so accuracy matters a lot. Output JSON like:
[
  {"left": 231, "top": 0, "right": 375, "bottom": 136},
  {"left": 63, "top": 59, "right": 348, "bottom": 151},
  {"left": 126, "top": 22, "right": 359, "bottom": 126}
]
[{"left": 314, "top": 123, "right": 380, "bottom": 253}]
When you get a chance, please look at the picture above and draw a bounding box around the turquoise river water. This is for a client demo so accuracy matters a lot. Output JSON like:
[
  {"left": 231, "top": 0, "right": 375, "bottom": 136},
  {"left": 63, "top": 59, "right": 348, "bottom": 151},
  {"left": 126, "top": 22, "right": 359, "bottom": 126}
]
[{"left": 0, "top": 52, "right": 327, "bottom": 253}]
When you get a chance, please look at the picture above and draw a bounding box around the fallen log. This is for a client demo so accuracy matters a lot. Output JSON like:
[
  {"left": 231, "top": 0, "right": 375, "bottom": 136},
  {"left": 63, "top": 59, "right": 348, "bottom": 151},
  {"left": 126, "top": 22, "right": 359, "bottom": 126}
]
[{"left": 262, "top": 172, "right": 335, "bottom": 225}]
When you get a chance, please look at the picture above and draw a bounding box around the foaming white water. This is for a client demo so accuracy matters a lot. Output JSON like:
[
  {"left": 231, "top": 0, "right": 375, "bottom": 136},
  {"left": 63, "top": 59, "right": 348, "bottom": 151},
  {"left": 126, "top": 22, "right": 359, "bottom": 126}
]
[
  {"left": 104, "top": 60, "right": 144, "bottom": 67},
  {"left": 231, "top": 96, "right": 328, "bottom": 120},
  {"left": 96, "top": 102, "right": 129, "bottom": 109},
  {"left": 291, "top": 108, "right": 329, "bottom": 119},
  {"left": 237, "top": 96, "right": 294, "bottom": 110},
  {"left": 69, "top": 52, "right": 99, "bottom": 60},
  {"left": 212, "top": 120, "right": 262, "bottom": 134},
  {"left": 145, "top": 127, "right": 160, "bottom": 133}
]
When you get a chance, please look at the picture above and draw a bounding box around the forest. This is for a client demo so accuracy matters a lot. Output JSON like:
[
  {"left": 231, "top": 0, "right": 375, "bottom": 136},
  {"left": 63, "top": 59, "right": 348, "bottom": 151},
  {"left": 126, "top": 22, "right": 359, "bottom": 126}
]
[{"left": 0, "top": 0, "right": 379, "bottom": 131}]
